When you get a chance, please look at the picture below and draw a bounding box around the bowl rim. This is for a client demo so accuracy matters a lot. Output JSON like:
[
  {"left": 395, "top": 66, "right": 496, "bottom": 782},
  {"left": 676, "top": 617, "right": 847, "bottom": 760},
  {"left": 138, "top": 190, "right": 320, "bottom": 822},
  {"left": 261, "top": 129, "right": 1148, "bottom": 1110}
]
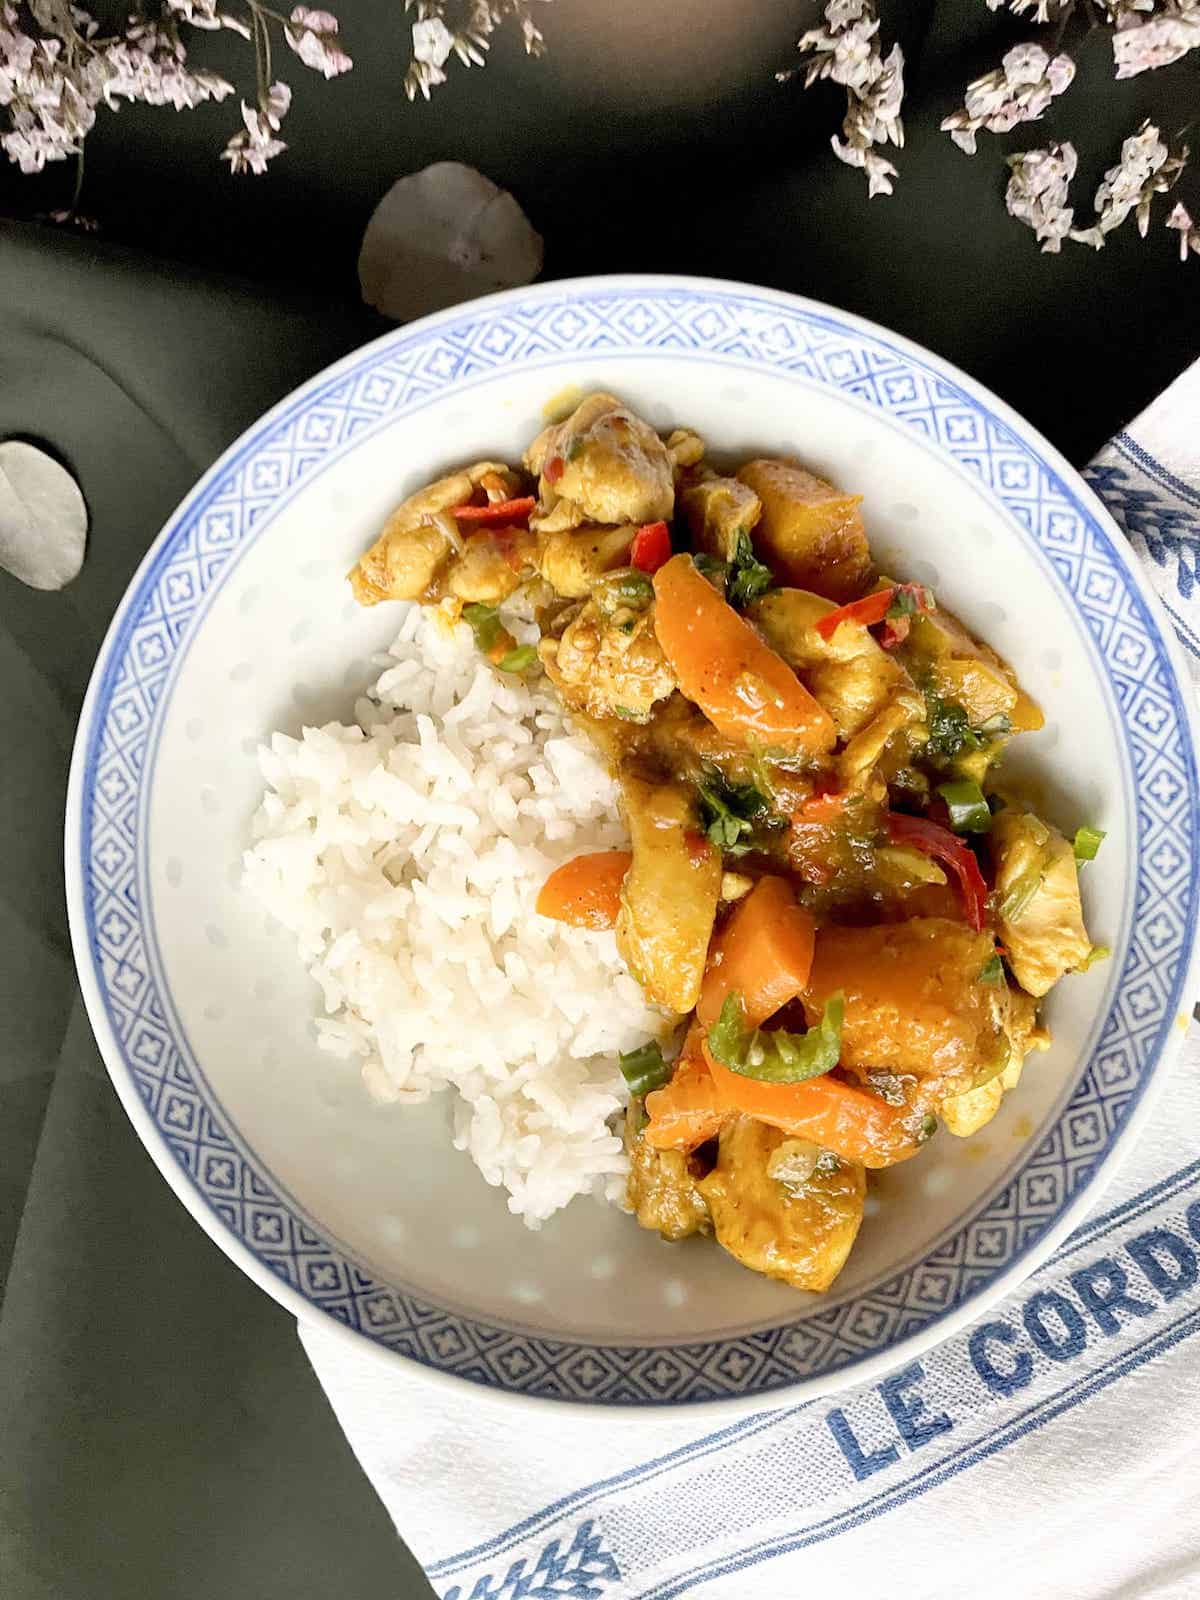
[{"left": 64, "top": 272, "right": 1200, "bottom": 1416}]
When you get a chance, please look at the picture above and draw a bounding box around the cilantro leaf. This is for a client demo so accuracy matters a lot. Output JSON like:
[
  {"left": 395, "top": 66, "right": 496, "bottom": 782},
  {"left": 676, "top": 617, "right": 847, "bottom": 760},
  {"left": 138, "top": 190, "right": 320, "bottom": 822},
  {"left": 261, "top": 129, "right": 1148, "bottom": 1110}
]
[
  {"left": 923, "top": 689, "right": 981, "bottom": 759},
  {"left": 726, "top": 530, "right": 774, "bottom": 610},
  {"left": 696, "top": 765, "right": 774, "bottom": 856}
]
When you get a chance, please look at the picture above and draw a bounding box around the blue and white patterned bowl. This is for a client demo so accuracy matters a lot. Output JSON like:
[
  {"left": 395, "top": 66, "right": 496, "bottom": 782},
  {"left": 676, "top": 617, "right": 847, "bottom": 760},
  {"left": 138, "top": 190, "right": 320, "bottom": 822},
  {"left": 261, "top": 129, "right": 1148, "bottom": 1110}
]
[{"left": 65, "top": 277, "right": 1200, "bottom": 1411}]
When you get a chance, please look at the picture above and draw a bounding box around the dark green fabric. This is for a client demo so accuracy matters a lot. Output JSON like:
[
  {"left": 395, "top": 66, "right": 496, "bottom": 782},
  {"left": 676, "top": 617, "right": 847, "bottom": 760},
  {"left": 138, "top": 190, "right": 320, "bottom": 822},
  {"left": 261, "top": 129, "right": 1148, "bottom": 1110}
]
[
  {"left": 0, "top": 224, "right": 432, "bottom": 1599},
  {"left": 1, "top": 3, "right": 1198, "bottom": 1592}
]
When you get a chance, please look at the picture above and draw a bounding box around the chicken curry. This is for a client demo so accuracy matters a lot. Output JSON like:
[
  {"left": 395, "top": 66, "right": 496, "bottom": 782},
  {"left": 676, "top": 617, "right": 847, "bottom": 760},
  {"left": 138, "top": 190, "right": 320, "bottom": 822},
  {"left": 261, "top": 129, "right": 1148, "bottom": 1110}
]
[{"left": 350, "top": 392, "right": 1105, "bottom": 1294}]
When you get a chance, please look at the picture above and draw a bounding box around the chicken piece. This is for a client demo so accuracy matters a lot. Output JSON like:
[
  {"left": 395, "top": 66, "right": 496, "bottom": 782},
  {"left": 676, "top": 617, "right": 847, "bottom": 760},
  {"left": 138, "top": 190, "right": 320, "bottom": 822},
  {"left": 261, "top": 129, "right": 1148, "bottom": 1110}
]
[
  {"left": 909, "top": 604, "right": 1043, "bottom": 734},
  {"left": 836, "top": 691, "right": 926, "bottom": 795},
  {"left": 872, "top": 845, "right": 947, "bottom": 891},
  {"left": 990, "top": 810, "right": 1092, "bottom": 997},
  {"left": 444, "top": 529, "right": 537, "bottom": 603},
  {"left": 939, "top": 1076, "right": 1004, "bottom": 1138},
  {"left": 802, "top": 918, "right": 1009, "bottom": 1097},
  {"left": 748, "top": 588, "right": 908, "bottom": 740},
  {"left": 539, "top": 599, "right": 675, "bottom": 723},
  {"left": 349, "top": 461, "right": 516, "bottom": 604},
  {"left": 616, "top": 774, "right": 722, "bottom": 1013},
  {"left": 736, "top": 459, "right": 871, "bottom": 603},
  {"left": 941, "top": 986, "right": 1050, "bottom": 1136},
  {"left": 665, "top": 428, "right": 706, "bottom": 470},
  {"left": 536, "top": 526, "right": 637, "bottom": 598},
  {"left": 679, "top": 473, "right": 762, "bottom": 563},
  {"left": 698, "top": 1118, "right": 866, "bottom": 1292},
  {"left": 625, "top": 1121, "right": 710, "bottom": 1241},
  {"left": 525, "top": 393, "right": 674, "bottom": 533}
]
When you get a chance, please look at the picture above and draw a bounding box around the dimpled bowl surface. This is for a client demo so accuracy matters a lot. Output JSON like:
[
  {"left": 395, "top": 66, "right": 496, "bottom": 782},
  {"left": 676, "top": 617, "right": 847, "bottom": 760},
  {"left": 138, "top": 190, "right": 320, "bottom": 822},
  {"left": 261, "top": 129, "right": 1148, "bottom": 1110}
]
[{"left": 65, "top": 276, "right": 1200, "bottom": 1410}]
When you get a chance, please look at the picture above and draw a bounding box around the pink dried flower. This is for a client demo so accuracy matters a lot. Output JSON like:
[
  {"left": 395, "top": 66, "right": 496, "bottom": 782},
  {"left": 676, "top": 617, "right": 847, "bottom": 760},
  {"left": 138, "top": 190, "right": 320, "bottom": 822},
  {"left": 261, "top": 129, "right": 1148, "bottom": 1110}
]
[
  {"left": 407, "top": 15, "right": 454, "bottom": 99},
  {"left": 792, "top": 0, "right": 905, "bottom": 198},
  {"left": 1005, "top": 142, "right": 1078, "bottom": 252},
  {"left": 1165, "top": 201, "right": 1200, "bottom": 260},
  {"left": 987, "top": 1, "right": 1063, "bottom": 18},
  {"left": 1071, "top": 120, "right": 1188, "bottom": 247},
  {"left": 285, "top": 6, "right": 352, "bottom": 78},
  {"left": 164, "top": 0, "right": 221, "bottom": 29},
  {"left": 401, "top": 2, "right": 549, "bottom": 101},
  {"left": 1112, "top": 7, "right": 1200, "bottom": 78},
  {"left": 2, "top": 0, "right": 351, "bottom": 179},
  {"left": 261, "top": 78, "right": 291, "bottom": 129},
  {"left": 942, "top": 43, "right": 1075, "bottom": 156},
  {"left": 222, "top": 98, "right": 287, "bottom": 175},
  {"left": 290, "top": 6, "right": 340, "bottom": 28}
]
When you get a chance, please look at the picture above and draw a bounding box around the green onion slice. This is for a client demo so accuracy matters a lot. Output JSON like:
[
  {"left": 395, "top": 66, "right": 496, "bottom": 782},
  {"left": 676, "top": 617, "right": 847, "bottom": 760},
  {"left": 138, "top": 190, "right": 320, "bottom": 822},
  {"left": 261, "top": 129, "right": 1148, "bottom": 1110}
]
[
  {"left": 595, "top": 568, "right": 654, "bottom": 611},
  {"left": 461, "top": 602, "right": 502, "bottom": 653},
  {"left": 937, "top": 779, "right": 993, "bottom": 834},
  {"left": 1077, "top": 944, "right": 1111, "bottom": 972},
  {"left": 497, "top": 644, "right": 537, "bottom": 674},
  {"left": 619, "top": 1041, "right": 672, "bottom": 1098},
  {"left": 999, "top": 863, "right": 1045, "bottom": 924},
  {"left": 1073, "top": 824, "right": 1106, "bottom": 863},
  {"left": 706, "top": 991, "right": 844, "bottom": 1084}
]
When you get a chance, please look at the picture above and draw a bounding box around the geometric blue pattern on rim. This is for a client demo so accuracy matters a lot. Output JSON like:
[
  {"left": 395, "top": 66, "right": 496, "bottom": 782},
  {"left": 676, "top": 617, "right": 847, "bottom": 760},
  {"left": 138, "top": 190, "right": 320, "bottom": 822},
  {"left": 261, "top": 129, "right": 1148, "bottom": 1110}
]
[{"left": 75, "top": 281, "right": 1200, "bottom": 1404}]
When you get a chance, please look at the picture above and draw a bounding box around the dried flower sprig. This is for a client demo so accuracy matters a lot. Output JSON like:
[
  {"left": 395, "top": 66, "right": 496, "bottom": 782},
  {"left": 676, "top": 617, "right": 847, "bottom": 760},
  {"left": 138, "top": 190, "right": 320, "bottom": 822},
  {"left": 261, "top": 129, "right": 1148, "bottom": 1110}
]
[
  {"left": 0, "top": 0, "right": 350, "bottom": 181},
  {"left": 1070, "top": 119, "right": 1189, "bottom": 246},
  {"left": 1005, "top": 140, "right": 1079, "bottom": 251},
  {"left": 220, "top": 3, "right": 351, "bottom": 173},
  {"left": 1112, "top": 3, "right": 1200, "bottom": 77},
  {"left": 403, "top": 0, "right": 550, "bottom": 102},
  {"left": 1005, "top": 122, "right": 1191, "bottom": 253},
  {"left": 941, "top": 43, "right": 1075, "bottom": 155},
  {"left": 784, "top": 0, "right": 1197, "bottom": 261},
  {"left": 784, "top": 0, "right": 904, "bottom": 198}
]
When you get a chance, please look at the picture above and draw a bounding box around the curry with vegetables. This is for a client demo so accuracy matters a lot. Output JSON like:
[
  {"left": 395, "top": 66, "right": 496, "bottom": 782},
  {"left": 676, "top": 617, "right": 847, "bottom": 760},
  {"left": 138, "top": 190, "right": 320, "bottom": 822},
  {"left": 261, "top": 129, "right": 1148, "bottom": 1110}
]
[{"left": 350, "top": 392, "right": 1106, "bottom": 1294}]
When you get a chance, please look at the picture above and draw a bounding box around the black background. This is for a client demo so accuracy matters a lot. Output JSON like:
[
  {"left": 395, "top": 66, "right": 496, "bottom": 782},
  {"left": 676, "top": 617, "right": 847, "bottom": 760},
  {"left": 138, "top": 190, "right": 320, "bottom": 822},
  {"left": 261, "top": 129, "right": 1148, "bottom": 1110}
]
[{"left": 0, "top": 3, "right": 1197, "bottom": 1597}]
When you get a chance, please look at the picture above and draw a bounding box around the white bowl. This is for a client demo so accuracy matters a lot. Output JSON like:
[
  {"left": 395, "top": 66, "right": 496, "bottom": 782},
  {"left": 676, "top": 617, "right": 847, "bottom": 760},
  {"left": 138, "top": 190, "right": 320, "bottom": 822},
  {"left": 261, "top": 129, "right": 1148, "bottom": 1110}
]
[{"left": 65, "top": 276, "right": 1200, "bottom": 1411}]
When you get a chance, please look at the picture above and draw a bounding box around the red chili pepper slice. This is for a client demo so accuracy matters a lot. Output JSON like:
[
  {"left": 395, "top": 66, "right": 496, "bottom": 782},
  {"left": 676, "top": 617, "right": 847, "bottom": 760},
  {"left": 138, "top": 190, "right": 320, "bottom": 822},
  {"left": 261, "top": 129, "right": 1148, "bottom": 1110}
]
[
  {"left": 544, "top": 456, "right": 565, "bottom": 484},
  {"left": 814, "top": 588, "right": 895, "bottom": 640},
  {"left": 452, "top": 496, "right": 537, "bottom": 524},
  {"left": 816, "top": 583, "right": 935, "bottom": 645},
  {"left": 878, "top": 614, "right": 911, "bottom": 650},
  {"left": 886, "top": 812, "right": 989, "bottom": 932},
  {"left": 630, "top": 521, "right": 672, "bottom": 573}
]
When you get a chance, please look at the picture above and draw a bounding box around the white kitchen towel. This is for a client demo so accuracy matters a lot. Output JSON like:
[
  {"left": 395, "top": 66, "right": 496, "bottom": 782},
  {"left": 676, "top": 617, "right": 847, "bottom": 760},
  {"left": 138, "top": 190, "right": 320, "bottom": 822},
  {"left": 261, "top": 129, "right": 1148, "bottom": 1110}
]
[{"left": 302, "top": 361, "right": 1200, "bottom": 1600}]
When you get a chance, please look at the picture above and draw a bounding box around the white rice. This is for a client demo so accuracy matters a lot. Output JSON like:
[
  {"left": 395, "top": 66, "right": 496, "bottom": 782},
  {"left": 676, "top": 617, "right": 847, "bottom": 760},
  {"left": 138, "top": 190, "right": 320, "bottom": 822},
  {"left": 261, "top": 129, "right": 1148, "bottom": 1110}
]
[{"left": 242, "top": 604, "right": 666, "bottom": 1225}]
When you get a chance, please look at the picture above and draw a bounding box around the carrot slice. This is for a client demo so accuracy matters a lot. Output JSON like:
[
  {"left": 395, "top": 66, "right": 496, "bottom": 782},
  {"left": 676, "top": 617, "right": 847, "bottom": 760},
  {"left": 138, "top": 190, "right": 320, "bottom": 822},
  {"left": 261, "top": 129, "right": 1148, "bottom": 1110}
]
[
  {"left": 653, "top": 555, "right": 836, "bottom": 755},
  {"left": 643, "top": 1034, "right": 727, "bottom": 1151},
  {"left": 704, "top": 1050, "right": 921, "bottom": 1169},
  {"left": 697, "top": 876, "right": 816, "bottom": 1029},
  {"left": 794, "top": 790, "right": 848, "bottom": 823},
  {"left": 535, "top": 850, "right": 631, "bottom": 929}
]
